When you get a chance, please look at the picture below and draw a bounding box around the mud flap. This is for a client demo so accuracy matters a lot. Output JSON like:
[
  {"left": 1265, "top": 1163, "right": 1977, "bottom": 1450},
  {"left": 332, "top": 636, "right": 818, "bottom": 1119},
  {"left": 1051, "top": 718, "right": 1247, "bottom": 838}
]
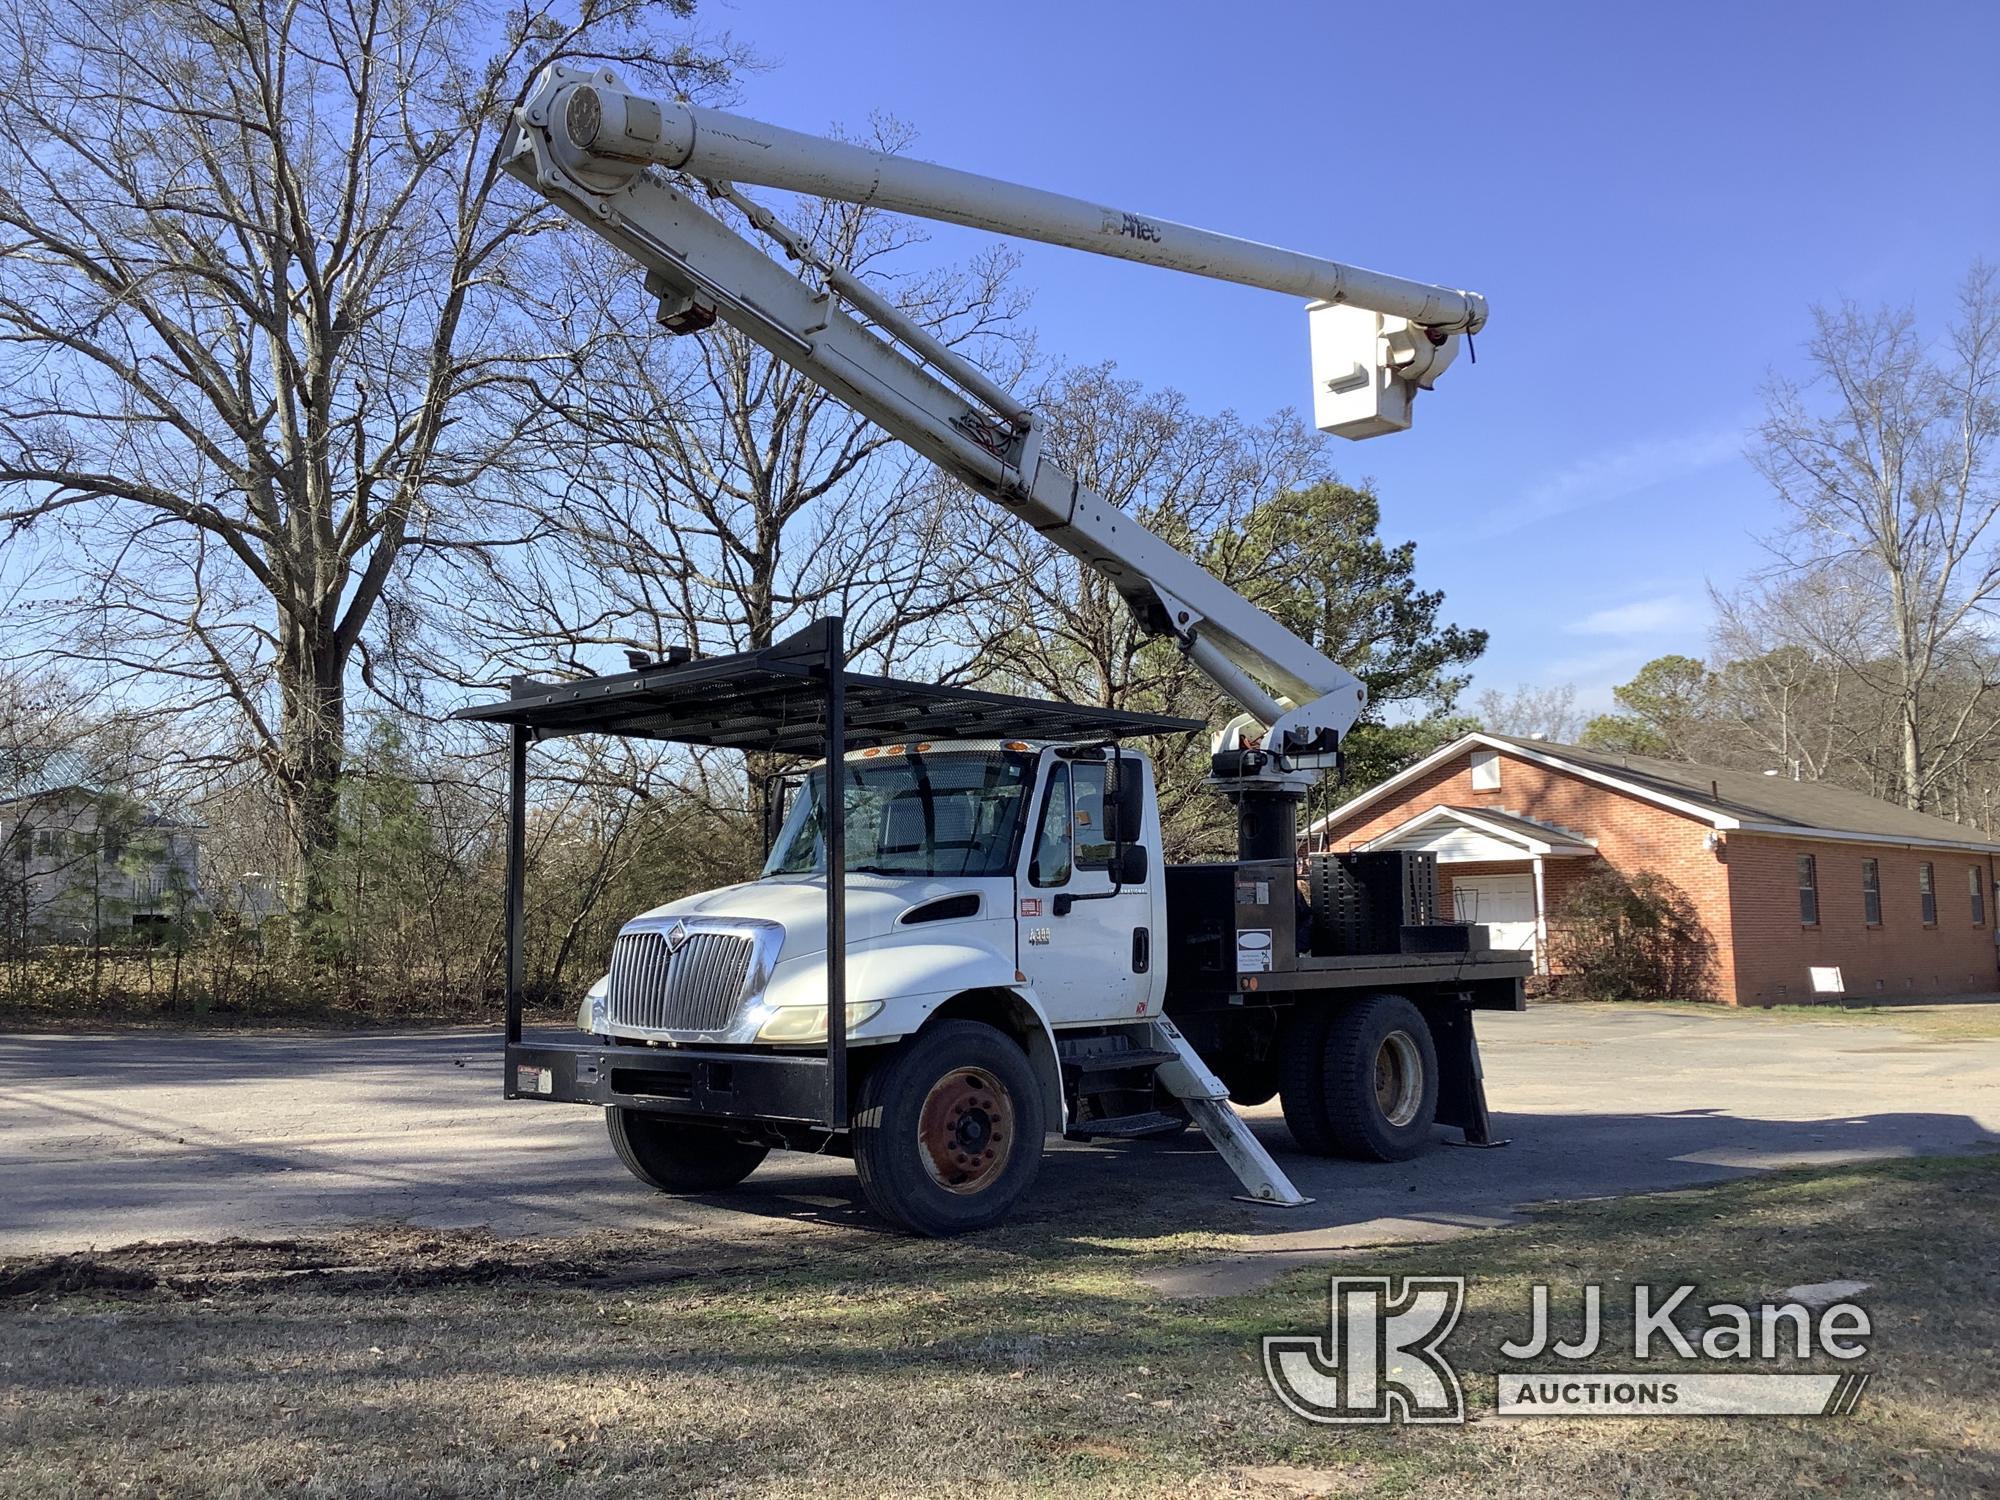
[
  {"left": 1425, "top": 1004, "right": 1510, "bottom": 1148},
  {"left": 1145, "top": 1017, "right": 1313, "bottom": 1207}
]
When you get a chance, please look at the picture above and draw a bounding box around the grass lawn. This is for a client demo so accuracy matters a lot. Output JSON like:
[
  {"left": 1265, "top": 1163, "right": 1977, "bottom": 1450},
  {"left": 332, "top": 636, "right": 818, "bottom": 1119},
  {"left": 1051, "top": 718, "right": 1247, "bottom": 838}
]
[
  {"left": 1566, "top": 996, "right": 2000, "bottom": 1043},
  {"left": 3, "top": 1155, "right": 1994, "bottom": 1498}
]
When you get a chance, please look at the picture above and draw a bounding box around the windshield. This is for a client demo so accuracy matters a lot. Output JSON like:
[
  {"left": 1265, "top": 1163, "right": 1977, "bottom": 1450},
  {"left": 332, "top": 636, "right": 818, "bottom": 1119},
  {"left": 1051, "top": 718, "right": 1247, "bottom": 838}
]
[{"left": 762, "top": 750, "right": 1035, "bottom": 879}]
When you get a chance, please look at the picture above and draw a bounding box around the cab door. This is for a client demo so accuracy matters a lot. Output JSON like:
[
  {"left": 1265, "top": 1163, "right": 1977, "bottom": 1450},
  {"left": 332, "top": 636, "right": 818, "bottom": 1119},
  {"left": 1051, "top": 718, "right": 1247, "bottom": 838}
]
[{"left": 1015, "top": 756, "right": 1153, "bottom": 1026}]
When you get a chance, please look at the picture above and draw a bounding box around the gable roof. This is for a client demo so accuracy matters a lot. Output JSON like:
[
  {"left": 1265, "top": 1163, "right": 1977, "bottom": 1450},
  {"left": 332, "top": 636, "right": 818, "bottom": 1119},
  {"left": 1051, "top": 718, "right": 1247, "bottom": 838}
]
[
  {"left": 0, "top": 747, "right": 106, "bottom": 806},
  {"left": 1317, "top": 732, "right": 2000, "bottom": 855},
  {"left": 0, "top": 747, "right": 191, "bottom": 825}
]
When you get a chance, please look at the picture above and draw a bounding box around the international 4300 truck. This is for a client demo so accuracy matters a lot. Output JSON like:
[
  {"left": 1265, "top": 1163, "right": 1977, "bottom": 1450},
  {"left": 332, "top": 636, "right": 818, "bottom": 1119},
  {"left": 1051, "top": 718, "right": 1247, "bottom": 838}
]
[{"left": 459, "top": 66, "right": 1526, "bottom": 1235}]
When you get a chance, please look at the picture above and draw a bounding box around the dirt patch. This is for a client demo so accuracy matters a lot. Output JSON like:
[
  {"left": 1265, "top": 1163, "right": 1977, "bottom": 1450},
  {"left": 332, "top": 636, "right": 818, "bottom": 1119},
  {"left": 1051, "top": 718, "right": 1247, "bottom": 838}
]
[
  {"left": 0, "top": 1224, "right": 819, "bottom": 1301},
  {"left": 1229, "top": 1464, "right": 1371, "bottom": 1497}
]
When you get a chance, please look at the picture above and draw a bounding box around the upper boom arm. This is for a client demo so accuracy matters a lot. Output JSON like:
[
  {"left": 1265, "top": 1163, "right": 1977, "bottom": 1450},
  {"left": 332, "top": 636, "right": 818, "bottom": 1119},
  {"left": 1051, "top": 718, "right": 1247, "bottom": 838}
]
[{"left": 507, "top": 66, "right": 1489, "bottom": 767}]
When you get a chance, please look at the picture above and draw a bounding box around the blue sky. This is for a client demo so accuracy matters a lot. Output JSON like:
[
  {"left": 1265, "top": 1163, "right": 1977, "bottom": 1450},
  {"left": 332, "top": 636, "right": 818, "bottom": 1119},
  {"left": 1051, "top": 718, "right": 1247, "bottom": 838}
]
[{"left": 715, "top": 0, "right": 2000, "bottom": 713}]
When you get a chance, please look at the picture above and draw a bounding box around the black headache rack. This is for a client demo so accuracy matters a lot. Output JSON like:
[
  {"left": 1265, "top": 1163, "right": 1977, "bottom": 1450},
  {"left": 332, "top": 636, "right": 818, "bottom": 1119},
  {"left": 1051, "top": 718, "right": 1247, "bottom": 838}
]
[{"left": 452, "top": 616, "right": 1204, "bottom": 1132}]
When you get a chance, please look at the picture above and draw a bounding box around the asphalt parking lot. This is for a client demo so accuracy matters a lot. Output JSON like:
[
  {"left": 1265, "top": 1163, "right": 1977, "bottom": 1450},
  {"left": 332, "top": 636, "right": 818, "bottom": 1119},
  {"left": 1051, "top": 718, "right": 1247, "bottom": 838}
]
[{"left": 3, "top": 1004, "right": 1996, "bottom": 1260}]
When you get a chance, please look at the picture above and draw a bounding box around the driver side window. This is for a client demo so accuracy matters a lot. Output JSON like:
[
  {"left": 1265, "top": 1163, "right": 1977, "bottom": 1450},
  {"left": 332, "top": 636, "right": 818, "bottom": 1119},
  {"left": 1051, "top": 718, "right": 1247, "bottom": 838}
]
[
  {"left": 1070, "top": 762, "right": 1112, "bottom": 869},
  {"left": 1029, "top": 764, "right": 1072, "bottom": 887}
]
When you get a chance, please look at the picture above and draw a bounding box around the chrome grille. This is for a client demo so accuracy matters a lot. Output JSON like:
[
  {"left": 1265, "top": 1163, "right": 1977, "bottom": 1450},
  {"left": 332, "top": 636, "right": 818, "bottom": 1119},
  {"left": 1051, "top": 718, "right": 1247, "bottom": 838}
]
[{"left": 606, "top": 925, "right": 756, "bottom": 1034}]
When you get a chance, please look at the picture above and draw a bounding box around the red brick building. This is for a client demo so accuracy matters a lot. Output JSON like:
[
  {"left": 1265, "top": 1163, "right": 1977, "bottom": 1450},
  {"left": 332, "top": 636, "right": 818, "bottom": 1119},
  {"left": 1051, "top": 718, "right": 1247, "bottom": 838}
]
[{"left": 1313, "top": 733, "right": 2000, "bottom": 1005}]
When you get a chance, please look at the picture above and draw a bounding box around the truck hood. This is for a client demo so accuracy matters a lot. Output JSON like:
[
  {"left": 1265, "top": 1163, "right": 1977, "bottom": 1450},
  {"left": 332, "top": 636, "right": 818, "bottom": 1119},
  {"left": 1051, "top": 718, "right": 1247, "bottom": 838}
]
[{"left": 630, "top": 874, "right": 1005, "bottom": 958}]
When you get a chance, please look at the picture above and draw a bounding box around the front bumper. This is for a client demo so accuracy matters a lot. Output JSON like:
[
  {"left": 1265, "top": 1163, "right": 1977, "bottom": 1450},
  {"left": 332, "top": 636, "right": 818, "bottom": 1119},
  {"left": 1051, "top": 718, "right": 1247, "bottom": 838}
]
[{"left": 506, "top": 1040, "right": 838, "bottom": 1125}]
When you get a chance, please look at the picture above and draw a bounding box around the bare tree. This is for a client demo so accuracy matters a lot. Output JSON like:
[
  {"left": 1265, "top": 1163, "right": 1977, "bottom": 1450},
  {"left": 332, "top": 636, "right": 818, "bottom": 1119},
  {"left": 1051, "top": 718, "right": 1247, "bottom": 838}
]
[
  {"left": 1708, "top": 573, "right": 1881, "bottom": 783},
  {"left": 954, "top": 363, "right": 1335, "bottom": 856},
  {"left": 1475, "top": 683, "right": 1584, "bottom": 743},
  {"left": 1753, "top": 262, "right": 2000, "bottom": 809},
  {"left": 0, "top": 0, "right": 734, "bottom": 921},
  {"left": 963, "top": 363, "right": 1333, "bottom": 706},
  {"left": 955, "top": 365, "right": 1483, "bottom": 848},
  {"left": 408, "top": 143, "right": 1026, "bottom": 871}
]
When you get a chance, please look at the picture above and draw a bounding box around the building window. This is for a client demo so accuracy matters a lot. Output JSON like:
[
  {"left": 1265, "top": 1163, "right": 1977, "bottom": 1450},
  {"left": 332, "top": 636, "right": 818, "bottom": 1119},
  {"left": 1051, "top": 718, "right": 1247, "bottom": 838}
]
[
  {"left": 1861, "top": 858, "right": 1882, "bottom": 925},
  {"left": 1470, "top": 749, "right": 1501, "bottom": 790},
  {"left": 1919, "top": 862, "right": 1936, "bottom": 925},
  {"left": 1797, "top": 854, "right": 1818, "bottom": 926},
  {"left": 1972, "top": 866, "right": 1986, "bottom": 927}
]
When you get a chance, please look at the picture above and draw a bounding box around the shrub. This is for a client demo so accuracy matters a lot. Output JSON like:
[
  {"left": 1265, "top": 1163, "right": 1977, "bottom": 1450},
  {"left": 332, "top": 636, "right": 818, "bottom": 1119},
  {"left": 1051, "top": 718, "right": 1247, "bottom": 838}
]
[{"left": 1546, "top": 868, "right": 1715, "bottom": 1001}]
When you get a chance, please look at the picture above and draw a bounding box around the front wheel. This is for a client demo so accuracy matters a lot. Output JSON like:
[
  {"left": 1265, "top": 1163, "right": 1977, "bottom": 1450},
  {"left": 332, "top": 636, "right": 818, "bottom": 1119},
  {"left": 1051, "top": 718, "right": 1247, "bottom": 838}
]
[
  {"left": 851, "top": 1020, "right": 1046, "bottom": 1236},
  {"left": 607, "top": 1108, "right": 769, "bottom": 1193}
]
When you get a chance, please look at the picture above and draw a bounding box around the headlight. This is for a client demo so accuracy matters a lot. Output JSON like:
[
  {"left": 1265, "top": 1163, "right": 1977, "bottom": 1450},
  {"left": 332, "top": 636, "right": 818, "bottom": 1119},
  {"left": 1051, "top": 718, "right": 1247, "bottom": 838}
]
[
  {"left": 756, "top": 1000, "right": 884, "bottom": 1043},
  {"left": 580, "top": 975, "right": 609, "bottom": 1034}
]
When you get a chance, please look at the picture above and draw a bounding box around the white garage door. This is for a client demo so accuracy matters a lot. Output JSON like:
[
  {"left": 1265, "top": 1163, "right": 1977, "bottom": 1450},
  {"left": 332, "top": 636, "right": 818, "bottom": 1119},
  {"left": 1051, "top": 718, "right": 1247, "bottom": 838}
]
[{"left": 1451, "top": 873, "right": 1537, "bottom": 952}]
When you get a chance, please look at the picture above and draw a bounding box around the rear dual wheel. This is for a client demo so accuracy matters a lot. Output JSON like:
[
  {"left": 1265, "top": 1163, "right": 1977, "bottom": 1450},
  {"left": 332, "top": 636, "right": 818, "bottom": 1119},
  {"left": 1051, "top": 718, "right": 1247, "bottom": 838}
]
[{"left": 1279, "top": 993, "right": 1439, "bottom": 1162}]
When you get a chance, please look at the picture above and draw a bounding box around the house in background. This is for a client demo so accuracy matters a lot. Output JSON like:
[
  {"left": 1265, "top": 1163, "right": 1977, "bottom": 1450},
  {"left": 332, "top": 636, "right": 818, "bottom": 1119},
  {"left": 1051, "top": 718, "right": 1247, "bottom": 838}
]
[
  {"left": 1314, "top": 733, "right": 2000, "bottom": 1005},
  {"left": 0, "top": 749, "right": 201, "bottom": 941}
]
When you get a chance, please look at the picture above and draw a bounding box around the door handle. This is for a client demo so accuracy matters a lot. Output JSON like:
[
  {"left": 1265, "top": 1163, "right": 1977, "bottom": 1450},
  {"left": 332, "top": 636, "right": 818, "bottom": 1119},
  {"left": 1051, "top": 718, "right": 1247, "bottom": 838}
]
[{"left": 1132, "top": 927, "right": 1150, "bottom": 974}]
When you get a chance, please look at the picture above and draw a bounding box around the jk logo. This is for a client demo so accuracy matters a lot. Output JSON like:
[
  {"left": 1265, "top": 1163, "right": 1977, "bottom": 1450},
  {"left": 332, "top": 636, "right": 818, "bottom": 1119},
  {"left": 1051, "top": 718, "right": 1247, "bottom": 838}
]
[{"left": 1264, "top": 1276, "right": 1466, "bottom": 1424}]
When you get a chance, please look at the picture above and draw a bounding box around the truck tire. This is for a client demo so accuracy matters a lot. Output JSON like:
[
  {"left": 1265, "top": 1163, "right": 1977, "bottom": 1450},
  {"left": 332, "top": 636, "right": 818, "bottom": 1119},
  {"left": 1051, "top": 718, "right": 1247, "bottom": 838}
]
[
  {"left": 1322, "top": 993, "right": 1439, "bottom": 1162},
  {"left": 1278, "top": 1006, "right": 1340, "bottom": 1154},
  {"left": 606, "top": 1108, "right": 769, "bottom": 1193},
  {"left": 852, "top": 1020, "right": 1045, "bottom": 1236}
]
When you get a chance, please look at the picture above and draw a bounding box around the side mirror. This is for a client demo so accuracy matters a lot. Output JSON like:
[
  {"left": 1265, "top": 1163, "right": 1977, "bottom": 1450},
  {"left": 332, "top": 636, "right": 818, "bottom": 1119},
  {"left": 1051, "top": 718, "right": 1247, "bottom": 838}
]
[
  {"left": 1106, "top": 758, "right": 1146, "bottom": 844},
  {"left": 1116, "top": 843, "right": 1148, "bottom": 886}
]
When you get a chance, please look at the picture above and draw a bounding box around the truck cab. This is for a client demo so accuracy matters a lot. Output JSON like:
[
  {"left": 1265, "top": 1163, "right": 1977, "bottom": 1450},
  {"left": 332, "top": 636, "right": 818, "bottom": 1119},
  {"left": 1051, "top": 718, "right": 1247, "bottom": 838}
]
[{"left": 578, "top": 740, "right": 1164, "bottom": 1049}]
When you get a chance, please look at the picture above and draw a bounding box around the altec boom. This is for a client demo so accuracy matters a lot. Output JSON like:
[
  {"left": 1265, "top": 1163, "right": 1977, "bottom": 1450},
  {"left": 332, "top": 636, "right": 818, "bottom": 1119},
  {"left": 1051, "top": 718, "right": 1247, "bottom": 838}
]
[{"left": 507, "top": 65, "right": 1488, "bottom": 769}]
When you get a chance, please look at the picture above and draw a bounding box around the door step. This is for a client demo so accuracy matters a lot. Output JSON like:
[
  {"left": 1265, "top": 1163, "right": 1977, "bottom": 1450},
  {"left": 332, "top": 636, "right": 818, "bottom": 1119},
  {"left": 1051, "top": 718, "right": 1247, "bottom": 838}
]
[
  {"left": 1062, "top": 1109, "right": 1185, "bottom": 1141},
  {"left": 1057, "top": 1045, "right": 1180, "bottom": 1079}
]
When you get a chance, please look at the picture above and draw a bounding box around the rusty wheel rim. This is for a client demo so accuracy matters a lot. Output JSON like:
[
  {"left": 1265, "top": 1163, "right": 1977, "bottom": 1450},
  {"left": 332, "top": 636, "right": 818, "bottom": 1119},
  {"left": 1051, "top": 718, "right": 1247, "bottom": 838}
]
[
  {"left": 1374, "top": 1031, "right": 1423, "bottom": 1128},
  {"left": 916, "top": 1068, "right": 1014, "bottom": 1194}
]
